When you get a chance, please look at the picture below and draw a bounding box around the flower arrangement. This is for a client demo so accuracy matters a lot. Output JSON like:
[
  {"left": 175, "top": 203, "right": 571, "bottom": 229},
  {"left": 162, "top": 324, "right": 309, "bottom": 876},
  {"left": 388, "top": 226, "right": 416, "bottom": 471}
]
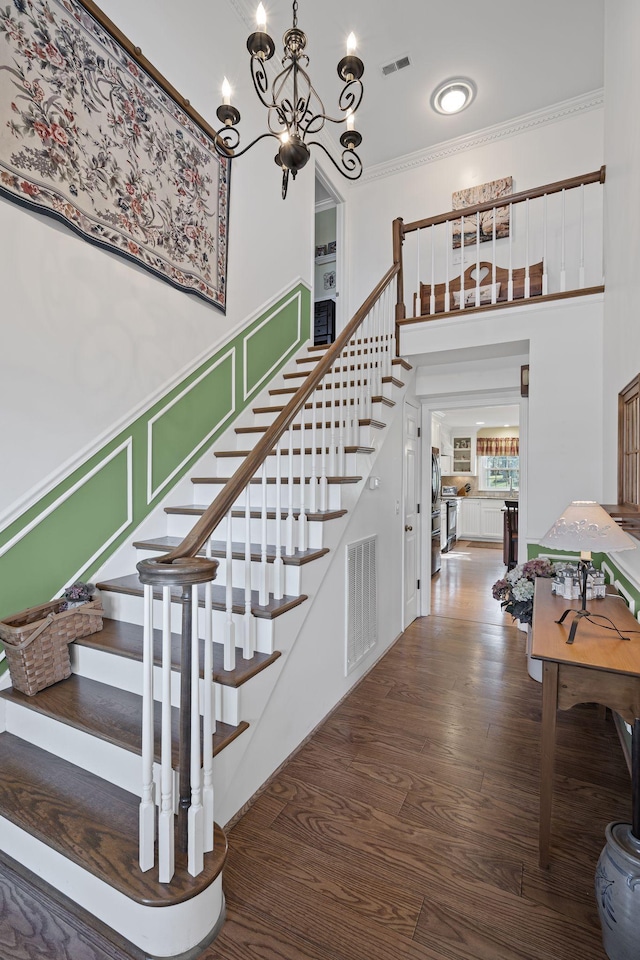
[
  {"left": 492, "top": 558, "right": 555, "bottom": 625},
  {"left": 59, "top": 581, "right": 95, "bottom": 610}
]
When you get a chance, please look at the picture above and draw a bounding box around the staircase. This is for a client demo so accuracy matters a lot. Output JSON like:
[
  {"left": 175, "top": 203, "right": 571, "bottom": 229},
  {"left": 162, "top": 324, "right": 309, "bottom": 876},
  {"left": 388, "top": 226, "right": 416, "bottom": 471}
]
[{"left": 0, "top": 265, "right": 411, "bottom": 958}]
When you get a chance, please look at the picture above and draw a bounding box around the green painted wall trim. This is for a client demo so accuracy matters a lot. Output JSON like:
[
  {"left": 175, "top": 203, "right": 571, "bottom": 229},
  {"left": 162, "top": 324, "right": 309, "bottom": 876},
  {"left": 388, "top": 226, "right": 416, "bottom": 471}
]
[{"left": 0, "top": 285, "right": 310, "bottom": 662}]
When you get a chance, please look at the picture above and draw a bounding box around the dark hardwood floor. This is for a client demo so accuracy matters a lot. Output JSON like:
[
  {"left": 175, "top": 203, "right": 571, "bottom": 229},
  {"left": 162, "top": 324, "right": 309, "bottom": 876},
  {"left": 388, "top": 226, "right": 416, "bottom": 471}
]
[
  {"left": 206, "top": 541, "right": 627, "bottom": 960},
  {"left": 0, "top": 542, "right": 628, "bottom": 958}
]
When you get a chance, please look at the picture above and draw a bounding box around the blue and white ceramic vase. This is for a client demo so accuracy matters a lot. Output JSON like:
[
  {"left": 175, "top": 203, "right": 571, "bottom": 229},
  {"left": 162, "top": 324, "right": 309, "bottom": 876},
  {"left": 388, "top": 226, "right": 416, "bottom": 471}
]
[{"left": 595, "top": 822, "right": 640, "bottom": 960}]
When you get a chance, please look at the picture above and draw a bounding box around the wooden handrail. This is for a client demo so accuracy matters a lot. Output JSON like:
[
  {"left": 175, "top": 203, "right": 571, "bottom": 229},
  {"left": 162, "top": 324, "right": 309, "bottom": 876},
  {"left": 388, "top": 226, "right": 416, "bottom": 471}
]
[
  {"left": 158, "top": 262, "right": 400, "bottom": 564},
  {"left": 402, "top": 166, "right": 606, "bottom": 235}
]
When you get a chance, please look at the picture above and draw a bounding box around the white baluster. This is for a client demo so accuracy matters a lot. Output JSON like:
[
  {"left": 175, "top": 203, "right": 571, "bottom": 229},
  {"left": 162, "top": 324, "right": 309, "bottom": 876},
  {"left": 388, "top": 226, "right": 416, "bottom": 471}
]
[
  {"left": 491, "top": 210, "right": 497, "bottom": 303},
  {"left": 337, "top": 347, "right": 346, "bottom": 477},
  {"left": 542, "top": 194, "right": 548, "bottom": 295},
  {"left": 445, "top": 220, "right": 451, "bottom": 312},
  {"left": 475, "top": 215, "right": 480, "bottom": 307},
  {"left": 390, "top": 284, "right": 396, "bottom": 366},
  {"left": 329, "top": 362, "right": 337, "bottom": 477},
  {"left": 560, "top": 188, "right": 567, "bottom": 292},
  {"left": 459, "top": 215, "right": 465, "bottom": 310},
  {"left": 430, "top": 225, "right": 436, "bottom": 316},
  {"left": 508, "top": 204, "right": 514, "bottom": 301},
  {"left": 202, "top": 543, "right": 214, "bottom": 853},
  {"left": 158, "top": 585, "right": 175, "bottom": 882},
  {"left": 346, "top": 344, "right": 354, "bottom": 450},
  {"left": 579, "top": 183, "right": 585, "bottom": 289},
  {"left": 319, "top": 384, "right": 328, "bottom": 511},
  {"left": 188, "top": 585, "right": 203, "bottom": 878},
  {"left": 309, "top": 388, "right": 318, "bottom": 511},
  {"left": 273, "top": 441, "right": 284, "bottom": 599},
  {"left": 353, "top": 337, "right": 362, "bottom": 449},
  {"left": 524, "top": 198, "right": 530, "bottom": 299},
  {"left": 298, "top": 406, "right": 308, "bottom": 551},
  {"left": 243, "top": 494, "right": 254, "bottom": 657},
  {"left": 139, "top": 583, "right": 155, "bottom": 873},
  {"left": 259, "top": 463, "right": 268, "bottom": 604},
  {"left": 224, "top": 510, "right": 235, "bottom": 672},
  {"left": 415, "top": 226, "right": 421, "bottom": 317},
  {"left": 286, "top": 426, "right": 295, "bottom": 555}
]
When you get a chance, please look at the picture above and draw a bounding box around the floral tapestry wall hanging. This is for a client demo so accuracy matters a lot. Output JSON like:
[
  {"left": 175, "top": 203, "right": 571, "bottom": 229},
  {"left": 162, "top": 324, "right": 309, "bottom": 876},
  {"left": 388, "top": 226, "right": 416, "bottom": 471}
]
[{"left": 0, "top": 0, "right": 230, "bottom": 311}]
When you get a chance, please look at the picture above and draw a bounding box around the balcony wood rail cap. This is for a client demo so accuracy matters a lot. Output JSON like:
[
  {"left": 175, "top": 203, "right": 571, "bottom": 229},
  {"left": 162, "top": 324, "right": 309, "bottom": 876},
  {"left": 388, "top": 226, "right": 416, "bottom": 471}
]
[{"left": 402, "top": 166, "right": 606, "bottom": 235}]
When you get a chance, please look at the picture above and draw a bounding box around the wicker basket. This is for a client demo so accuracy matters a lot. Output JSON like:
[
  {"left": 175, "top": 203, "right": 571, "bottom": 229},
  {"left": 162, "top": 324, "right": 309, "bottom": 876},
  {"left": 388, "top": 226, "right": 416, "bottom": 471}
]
[{"left": 0, "top": 598, "right": 103, "bottom": 696}]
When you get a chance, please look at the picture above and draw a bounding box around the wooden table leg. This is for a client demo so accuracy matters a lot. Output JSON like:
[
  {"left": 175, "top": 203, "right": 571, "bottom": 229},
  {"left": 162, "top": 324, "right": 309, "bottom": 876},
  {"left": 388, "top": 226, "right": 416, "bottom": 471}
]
[{"left": 539, "top": 659, "right": 559, "bottom": 869}]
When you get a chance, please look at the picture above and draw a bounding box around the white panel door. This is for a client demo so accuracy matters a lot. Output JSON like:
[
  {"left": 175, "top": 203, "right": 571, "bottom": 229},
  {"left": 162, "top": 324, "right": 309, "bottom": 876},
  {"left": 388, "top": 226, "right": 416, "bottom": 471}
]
[{"left": 403, "top": 401, "right": 420, "bottom": 627}]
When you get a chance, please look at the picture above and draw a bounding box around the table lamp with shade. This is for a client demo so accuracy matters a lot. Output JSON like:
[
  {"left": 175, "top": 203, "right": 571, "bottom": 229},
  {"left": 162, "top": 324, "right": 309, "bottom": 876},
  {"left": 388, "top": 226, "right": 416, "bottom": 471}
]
[{"left": 538, "top": 500, "right": 636, "bottom": 644}]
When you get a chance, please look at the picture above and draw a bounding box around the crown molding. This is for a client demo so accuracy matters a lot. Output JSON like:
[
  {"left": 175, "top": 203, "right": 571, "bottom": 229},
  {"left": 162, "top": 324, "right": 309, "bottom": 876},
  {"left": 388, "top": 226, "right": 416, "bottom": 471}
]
[{"left": 361, "top": 89, "right": 604, "bottom": 185}]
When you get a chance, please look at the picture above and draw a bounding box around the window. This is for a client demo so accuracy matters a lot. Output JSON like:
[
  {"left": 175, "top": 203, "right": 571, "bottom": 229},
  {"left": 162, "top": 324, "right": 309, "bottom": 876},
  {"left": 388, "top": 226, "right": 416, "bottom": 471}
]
[{"left": 479, "top": 455, "right": 519, "bottom": 492}]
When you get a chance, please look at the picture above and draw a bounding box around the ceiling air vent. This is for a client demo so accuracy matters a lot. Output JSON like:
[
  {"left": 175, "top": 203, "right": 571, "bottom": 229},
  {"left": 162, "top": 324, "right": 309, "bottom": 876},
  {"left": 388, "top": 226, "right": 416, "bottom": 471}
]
[{"left": 381, "top": 54, "right": 411, "bottom": 77}]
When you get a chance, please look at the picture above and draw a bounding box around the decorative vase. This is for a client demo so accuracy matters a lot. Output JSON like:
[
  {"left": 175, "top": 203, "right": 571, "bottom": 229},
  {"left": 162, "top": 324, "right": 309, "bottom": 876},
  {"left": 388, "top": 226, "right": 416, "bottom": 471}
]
[{"left": 595, "top": 822, "right": 640, "bottom": 959}]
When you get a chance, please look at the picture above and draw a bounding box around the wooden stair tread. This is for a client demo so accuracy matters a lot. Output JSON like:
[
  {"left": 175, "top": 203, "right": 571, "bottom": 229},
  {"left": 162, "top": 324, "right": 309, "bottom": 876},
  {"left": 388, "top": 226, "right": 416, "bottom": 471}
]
[
  {"left": 252, "top": 396, "right": 394, "bottom": 413},
  {"left": 133, "top": 535, "right": 329, "bottom": 567},
  {"left": 234, "top": 423, "right": 378, "bottom": 437},
  {"left": 191, "top": 474, "right": 361, "bottom": 485},
  {"left": 75, "top": 618, "right": 280, "bottom": 688},
  {"left": 0, "top": 848, "right": 146, "bottom": 960},
  {"left": 164, "top": 503, "right": 347, "bottom": 522},
  {"left": 0, "top": 676, "right": 249, "bottom": 766},
  {"left": 213, "top": 446, "right": 376, "bottom": 457},
  {"left": 0, "top": 733, "right": 226, "bottom": 907},
  {"left": 96, "top": 575, "right": 307, "bottom": 620}
]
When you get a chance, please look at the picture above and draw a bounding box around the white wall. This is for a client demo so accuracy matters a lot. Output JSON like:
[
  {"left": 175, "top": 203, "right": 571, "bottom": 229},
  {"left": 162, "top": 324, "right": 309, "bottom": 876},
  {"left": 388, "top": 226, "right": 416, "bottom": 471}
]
[
  {"left": 346, "top": 105, "right": 604, "bottom": 315},
  {"left": 0, "top": 0, "right": 314, "bottom": 519},
  {"left": 404, "top": 296, "right": 605, "bottom": 540},
  {"left": 602, "top": 0, "right": 640, "bottom": 501}
]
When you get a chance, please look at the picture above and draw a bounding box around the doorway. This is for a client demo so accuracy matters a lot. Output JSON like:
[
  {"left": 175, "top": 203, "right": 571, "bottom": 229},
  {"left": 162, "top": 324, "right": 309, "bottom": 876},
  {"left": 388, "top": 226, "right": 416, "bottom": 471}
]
[
  {"left": 422, "top": 396, "right": 527, "bottom": 616},
  {"left": 403, "top": 400, "right": 421, "bottom": 628},
  {"left": 313, "top": 170, "right": 345, "bottom": 343}
]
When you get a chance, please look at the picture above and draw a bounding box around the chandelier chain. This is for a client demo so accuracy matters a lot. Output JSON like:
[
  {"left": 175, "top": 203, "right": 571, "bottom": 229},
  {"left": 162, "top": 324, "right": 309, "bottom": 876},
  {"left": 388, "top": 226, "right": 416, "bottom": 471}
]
[{"left": 292, "top": 0, "right": 298, "bottom": 29}]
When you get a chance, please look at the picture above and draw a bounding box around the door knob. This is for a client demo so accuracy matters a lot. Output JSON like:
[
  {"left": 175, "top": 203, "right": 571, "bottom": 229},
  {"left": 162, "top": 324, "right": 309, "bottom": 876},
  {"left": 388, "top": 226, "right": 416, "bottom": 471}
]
[{"left": 405, "top": 524, "right": 413, "bottom": 532}]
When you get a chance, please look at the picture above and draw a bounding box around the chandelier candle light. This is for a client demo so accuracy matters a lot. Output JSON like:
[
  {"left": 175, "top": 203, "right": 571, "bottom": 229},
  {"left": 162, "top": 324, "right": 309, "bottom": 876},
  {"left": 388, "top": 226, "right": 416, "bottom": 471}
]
[
  {"left": 215, "top": 2, "right": 364, "bottom": 198},
  {"left": 538, "top": 500, "right": 636, "bottom": 644}
]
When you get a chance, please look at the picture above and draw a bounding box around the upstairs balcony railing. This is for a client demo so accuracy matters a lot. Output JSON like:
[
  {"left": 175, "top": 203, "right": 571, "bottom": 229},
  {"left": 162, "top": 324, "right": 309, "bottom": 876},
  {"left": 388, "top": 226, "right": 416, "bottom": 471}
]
[{"left": 393, "top": 166, "right": 606, "bottom": 327}]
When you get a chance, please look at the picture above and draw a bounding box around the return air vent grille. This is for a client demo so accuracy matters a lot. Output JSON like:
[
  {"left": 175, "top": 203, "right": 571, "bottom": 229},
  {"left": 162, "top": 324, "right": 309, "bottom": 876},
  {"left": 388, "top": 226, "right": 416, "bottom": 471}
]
[
  {"left": 381, "top": 55, "right": 411, "bottom": 77},
  {"left": 346, "top": 536, "right": 378, "bottom": 675}
]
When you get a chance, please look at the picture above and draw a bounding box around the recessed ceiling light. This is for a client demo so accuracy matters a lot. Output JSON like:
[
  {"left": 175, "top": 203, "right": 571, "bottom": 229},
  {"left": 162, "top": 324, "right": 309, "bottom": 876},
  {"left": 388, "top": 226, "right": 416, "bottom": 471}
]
[
  {"left": 476, "top": 421, "right": 485, "bottom": 425},
  {"left": 431, "top": 78, "right": 476, "bottom": 115}
]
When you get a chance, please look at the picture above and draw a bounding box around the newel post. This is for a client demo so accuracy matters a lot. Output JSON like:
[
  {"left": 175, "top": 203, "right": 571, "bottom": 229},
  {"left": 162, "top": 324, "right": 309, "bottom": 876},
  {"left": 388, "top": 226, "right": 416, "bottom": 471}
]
[
  {"left": 393, "top": 217, "right": 406, "bottom": 356},
  {"left": 137, "top": 555, "right": 218, "bottom": 877}
]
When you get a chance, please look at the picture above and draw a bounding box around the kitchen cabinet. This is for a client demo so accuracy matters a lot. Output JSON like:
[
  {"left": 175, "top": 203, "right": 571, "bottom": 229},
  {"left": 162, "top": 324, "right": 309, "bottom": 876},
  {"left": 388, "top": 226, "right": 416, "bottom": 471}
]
[
  {"left": 452, "top": 434, "right": 476, "bottom": 474},
  {"left": 480, "top": 500, "right": 505, "bottom": 539},
  {"left": 459, "top": 498, "right": 482, "bottom": 538},
  {"left": 458, "top": 498, "right": 505, "bottom": 540}
]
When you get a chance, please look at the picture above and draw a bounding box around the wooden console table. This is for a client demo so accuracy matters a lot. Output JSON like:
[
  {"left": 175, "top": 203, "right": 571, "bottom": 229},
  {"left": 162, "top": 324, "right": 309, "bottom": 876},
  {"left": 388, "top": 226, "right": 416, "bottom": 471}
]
[{"left": 531, "top": 578, "right": 640, "bottom": 868}]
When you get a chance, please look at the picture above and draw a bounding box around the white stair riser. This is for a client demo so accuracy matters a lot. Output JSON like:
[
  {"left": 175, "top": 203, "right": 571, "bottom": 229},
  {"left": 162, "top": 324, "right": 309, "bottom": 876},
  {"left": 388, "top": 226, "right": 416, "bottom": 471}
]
[
  {"left": 71, "top": 643, "right": 242, "bottom": 726},
  {"left": 165, "top": 513, "right": 325, "bottom": 550},
  {"left": 134, "top": 549, "right": 303, "bottom": 596},
  {"left": 190, "top": 481, "right": 343, "bottom": 512},
  {"left": 0, "top": 818, "right": 224, "bottom": 957},
  {"left": 92, "top": 594, "right": 276, "bottom": 655},
  {"left": 251, "top": 398, "right": 388, "bottom": 426},
  {"left": 233, "top": 423, "right": 381, "bottom": 449},
  {"left": 3, "top": 701, "right": 166, "bottom": 800},
  {"left": 215, "top": 451, "right": 362, "bottom": 476}
]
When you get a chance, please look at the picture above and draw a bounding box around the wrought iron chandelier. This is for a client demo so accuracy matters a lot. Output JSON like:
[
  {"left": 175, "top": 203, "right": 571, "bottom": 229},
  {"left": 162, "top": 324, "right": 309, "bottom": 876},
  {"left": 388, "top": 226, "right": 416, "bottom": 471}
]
[{"left": 215, "top": 1, "right": 364, "bottom": 199}]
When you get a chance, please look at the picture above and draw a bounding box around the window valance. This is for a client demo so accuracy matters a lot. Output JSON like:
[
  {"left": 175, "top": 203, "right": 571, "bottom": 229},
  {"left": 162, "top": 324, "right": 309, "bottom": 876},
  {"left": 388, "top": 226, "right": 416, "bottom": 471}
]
[{"left": 476, "top": 437, "right": 519, "bottom": 457}]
